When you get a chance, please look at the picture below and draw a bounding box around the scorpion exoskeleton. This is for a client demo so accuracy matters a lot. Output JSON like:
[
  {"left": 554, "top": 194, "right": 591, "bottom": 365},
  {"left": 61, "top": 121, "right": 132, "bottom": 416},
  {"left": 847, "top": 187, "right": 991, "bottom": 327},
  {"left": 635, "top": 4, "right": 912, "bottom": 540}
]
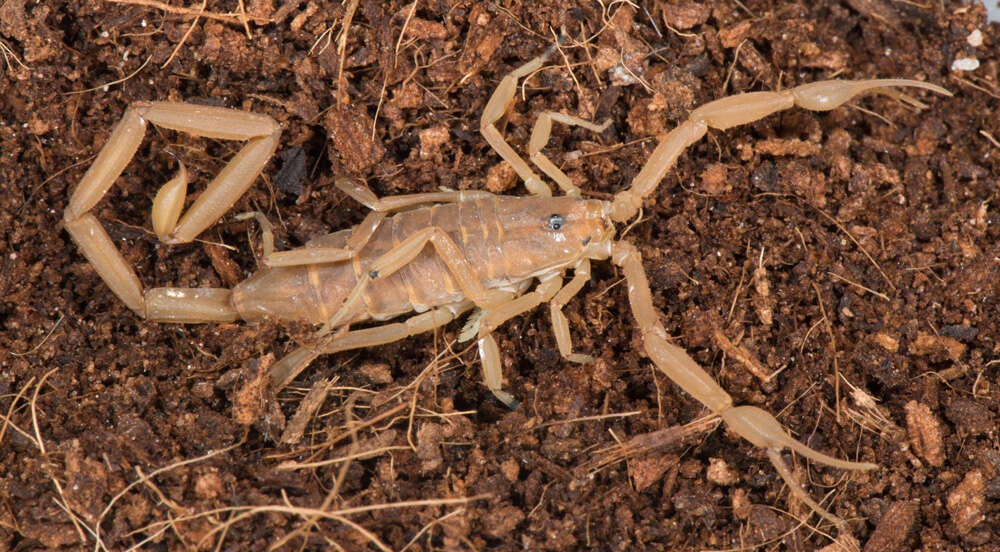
[{"left": 63, "top": 41, "right": 950, "bottom": 529}]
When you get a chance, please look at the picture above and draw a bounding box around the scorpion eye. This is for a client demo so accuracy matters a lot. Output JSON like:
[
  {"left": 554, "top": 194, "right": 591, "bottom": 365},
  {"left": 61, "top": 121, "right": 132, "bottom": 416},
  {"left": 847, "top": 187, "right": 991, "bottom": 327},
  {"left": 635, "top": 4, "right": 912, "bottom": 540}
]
[{"left": 546, "top": 214, "right": 564, "bottom": 231}]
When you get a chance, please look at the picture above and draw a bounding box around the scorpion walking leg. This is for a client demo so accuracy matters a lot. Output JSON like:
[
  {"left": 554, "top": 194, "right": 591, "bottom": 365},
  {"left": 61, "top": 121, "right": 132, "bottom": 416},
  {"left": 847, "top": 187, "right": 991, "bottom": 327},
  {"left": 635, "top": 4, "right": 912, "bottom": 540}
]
[
  {"left": 480, "top": 43, "right": 558, "bottom": 196},
  {"left": 481, "top": 44, "right": 612, "bottom": 197},
  {"left": 608, "top": 79, "right": 951, "bottom": 222},
  {"left": 470, "top": 276, "right": 564, "bottom": 407},
  {"left": 64, "top": 102, "right": 279, "bottom": 320},
  {"left": 527, "top": 113, "right": 611, "bottom": 197},
  {"left": 252, "top": 210, "right": 388, "bottom": 268},
  {"left": 611, "top": 240, "right": 875, "bottom": 528},
  {"left": 548, "top": 259, "right": 595, "bottom": 364},
  {"left": 335, "top": 177, "right": 494, "bottom": 212},
  {"left": 270, "top": 304, "right": 472, "bottom": 390}
]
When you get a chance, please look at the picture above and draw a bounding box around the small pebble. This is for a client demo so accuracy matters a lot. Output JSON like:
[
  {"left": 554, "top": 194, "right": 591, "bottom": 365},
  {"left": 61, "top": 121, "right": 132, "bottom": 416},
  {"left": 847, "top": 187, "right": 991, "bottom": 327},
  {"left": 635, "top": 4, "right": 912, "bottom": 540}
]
[
  {"left": 951, "top": 57, "right": 980, "bottom": 71},
  {"left": 967, "top": 29, "right": 983, "bottom": 47},
  {"left": 706, "top": 457, "right": 737, "bottom": 485}
]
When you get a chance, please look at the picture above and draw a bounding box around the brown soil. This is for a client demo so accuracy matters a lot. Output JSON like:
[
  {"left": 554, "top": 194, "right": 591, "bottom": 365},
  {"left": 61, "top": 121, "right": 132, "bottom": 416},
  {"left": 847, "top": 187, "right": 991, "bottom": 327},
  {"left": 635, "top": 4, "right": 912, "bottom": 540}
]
[{"left": 2, "top": 1, "right": 999, "bottom": 550}]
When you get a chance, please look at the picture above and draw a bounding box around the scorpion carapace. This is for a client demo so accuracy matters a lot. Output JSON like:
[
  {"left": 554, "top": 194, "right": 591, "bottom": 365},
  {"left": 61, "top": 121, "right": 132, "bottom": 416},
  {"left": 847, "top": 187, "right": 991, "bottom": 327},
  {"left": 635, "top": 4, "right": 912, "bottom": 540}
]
[{"left": 63, "top": 39, "right": 951, "bottom": 531}]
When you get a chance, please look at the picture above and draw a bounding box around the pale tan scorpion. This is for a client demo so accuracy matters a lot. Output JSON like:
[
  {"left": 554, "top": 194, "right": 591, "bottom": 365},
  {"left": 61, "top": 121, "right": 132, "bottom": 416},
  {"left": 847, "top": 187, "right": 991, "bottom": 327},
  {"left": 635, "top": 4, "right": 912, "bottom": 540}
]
[{"left": 63, "top": 43, "right": 949, "bottom": 528}]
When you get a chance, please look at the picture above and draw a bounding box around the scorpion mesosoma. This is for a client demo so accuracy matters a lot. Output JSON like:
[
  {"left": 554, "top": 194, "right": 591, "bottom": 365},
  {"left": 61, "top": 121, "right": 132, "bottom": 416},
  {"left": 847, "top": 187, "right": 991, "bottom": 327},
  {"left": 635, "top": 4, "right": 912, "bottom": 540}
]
[{"left": 63, "top": 43, "right": 949, "bottom": 528}]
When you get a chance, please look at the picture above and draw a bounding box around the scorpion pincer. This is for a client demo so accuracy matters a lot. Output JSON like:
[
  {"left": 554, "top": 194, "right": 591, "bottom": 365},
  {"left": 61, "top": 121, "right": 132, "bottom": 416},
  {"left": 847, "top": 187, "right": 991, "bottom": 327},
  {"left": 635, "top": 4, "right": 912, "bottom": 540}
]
[{"left": 62, "top": 40, "right": 951, "bottom": 529}]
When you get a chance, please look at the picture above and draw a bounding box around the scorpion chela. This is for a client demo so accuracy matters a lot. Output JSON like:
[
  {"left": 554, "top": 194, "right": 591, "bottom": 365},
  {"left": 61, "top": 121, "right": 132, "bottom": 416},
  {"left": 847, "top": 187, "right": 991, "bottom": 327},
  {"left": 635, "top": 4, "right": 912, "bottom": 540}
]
[{"left": 63, "top": 42, "right": 950, "bottom": 529}]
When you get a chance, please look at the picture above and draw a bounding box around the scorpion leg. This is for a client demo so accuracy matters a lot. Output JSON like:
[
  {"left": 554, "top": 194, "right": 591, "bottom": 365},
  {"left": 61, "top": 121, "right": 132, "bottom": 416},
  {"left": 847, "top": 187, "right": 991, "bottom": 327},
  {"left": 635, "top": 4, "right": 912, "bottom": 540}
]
[
  {"left": 270, "top": 303, "right": 473, "bottom": 390},
  {"left": 549, "top": 259, "right": 595, "bottom": 364},
  {"left": 480, "top": 43, "right": 559, "bottom": 197},
  {"left": 459, "top": 265, "right": 595, "bottom": 406},
  {"left": 480, "top": 44, "right": 612, "bottom": 198},
  {"left": 335, "top": 177, "right": 494, "bottom": 212},
  {"left": 608, "top": 78, "right": 951, "bottom": 222},
  {"left": 64, "top": 102, "right": 279, "bottom": 320},
  {"left": 527, "top": 113, "right": 611, "bottom": 197},
  {"left": 472, "top": 276, "right": 564, "bottom": 407},
  {"left": 251, "top": 211, "right": 388, "bottom": 268},
  {"left": 611, "top": 241, "right": 875, "bottom": 528}
]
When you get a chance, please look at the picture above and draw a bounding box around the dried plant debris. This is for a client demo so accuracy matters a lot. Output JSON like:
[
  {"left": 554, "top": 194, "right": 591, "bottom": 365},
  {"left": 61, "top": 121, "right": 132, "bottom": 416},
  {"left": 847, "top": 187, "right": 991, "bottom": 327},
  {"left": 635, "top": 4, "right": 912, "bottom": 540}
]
[
  {"left": 280, "top": 378, "right": 332, "bottom": 444},
  {"left": 863, "top": 500, "right": 919, "bottom": 552},
  {"left": 904, "top": 400, "right": 946, "bottom": 468},
  {"left": 947, "top": 470, "right": 985, "bottom": 535}
]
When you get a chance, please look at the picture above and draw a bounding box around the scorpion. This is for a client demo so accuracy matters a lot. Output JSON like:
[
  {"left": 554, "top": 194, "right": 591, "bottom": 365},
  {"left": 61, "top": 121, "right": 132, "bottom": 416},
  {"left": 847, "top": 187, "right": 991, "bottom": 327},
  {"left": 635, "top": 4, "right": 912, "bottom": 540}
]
[{"left": 62, "top": 42, "right": 950, "bottom": 529}]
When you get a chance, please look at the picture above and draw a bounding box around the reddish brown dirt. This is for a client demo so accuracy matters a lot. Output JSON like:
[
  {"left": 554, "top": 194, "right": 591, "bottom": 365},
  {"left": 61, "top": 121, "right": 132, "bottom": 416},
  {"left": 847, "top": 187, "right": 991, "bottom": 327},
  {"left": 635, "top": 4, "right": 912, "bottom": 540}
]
[{"left": 2, "top": 1, "right": 999, "bottom": 550}]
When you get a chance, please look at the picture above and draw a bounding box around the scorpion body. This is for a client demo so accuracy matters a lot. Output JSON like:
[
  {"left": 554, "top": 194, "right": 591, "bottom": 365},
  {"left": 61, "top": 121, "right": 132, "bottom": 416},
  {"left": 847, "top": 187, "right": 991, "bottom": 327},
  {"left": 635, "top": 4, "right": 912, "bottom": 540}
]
[
  {"left": 63, "top": 40, "right": 951, "bottom": 531},
  {"left": 231, "top": 195, "right": 610, "bottom": 326}
]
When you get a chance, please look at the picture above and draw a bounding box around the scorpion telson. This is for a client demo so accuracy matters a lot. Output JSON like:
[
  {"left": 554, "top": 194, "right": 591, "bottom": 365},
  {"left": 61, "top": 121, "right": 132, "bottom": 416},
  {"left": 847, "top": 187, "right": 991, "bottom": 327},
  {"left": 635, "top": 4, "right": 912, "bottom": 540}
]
[{"left": 63, "top": 39, "right": 950, "bottom": 530}]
